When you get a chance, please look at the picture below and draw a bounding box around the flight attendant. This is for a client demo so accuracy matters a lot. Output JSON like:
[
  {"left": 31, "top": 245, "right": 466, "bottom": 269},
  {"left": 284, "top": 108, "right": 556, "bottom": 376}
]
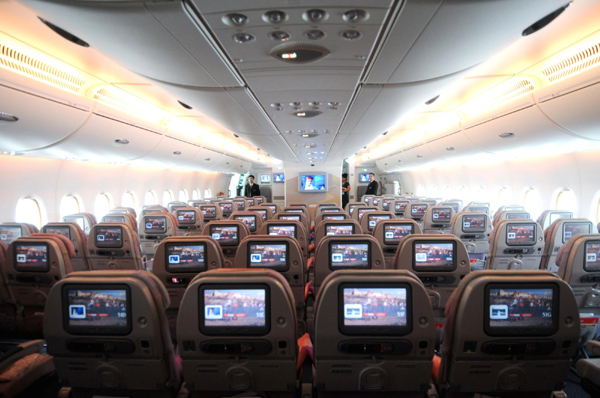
[
  {"left": 342, "top": 173, "right": 351, "bottom": 209},
  {"left": 365, "top": 173, "right": 379, "bottom": 195},
  {"left": 244, "top": 175, "right": 261, "bottom": 197}
]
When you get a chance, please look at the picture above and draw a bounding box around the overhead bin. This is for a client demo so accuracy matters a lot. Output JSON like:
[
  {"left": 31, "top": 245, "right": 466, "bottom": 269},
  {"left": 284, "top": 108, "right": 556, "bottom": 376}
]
[
  {"left": 139, "top": 136, "right": 201, "bottom": 168},
  {"left": 0, "top": 84, "right": 89, "bottom": 152},
  {"left": 366, "top": 0, "right": 569, "bottom": 84},
  {"left": 21, "top": 0, "right": 242, "bottom": 87}
]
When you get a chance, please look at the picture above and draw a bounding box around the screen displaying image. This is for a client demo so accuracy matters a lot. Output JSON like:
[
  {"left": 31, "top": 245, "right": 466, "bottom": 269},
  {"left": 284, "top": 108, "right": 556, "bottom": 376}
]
[
  {"left": 411, "top": 204, "right": 427, "bottom": 217},
  {"left": 462, "top": 215, "right": 487, "bottom": 233},
  {"left": 219, "top": 203, "right": 233, "bottom": 212},
  {"left": 273, "top": 173, "right": 285, "bottom": 183},
  {"left": 368, "top": 214, "right": 392, "bottom": 231},
  {"left": 330, "top": 243, "right": 369, "bottom": 268},
  {"left": 95, "top": 226, "right": 123, "bottom": 248},
  {"left": 247, "top": 199, "right": 255, "bottom": 206},
  {"left": 249, "top": 243, "right": 287, "bottom": 269},
  {"left": 256, "top": 197, "right": 264, "bottom": 204},
  {"left": 102, "top": 215, "right": 125, "bottom": 223},
  {"left": 395, "top": 201, "right": 409, "bottom": 212},
  {"left": 234, "top": 215, "right": 256, "bottom": 232},
  {"left": 210, "top": 225, "right": 238, "bottom": 244},
  {"left": 265, "top": 205, "right": 277, "bottom": 213},
  {"left": 382, "top": 199, "right": 393, "bottom": 210},
  {"left": 343, "top": 287, "right": 408, "bottom": 327},
  {"left": 323, "top": 214, "right": 346, "bottom": 220},
  {"left": 43, "top": 225, "right": 71, "bottom": 239},
  {"left": 359, "top": 173, "right": 370, "bottom": 183},
  {"left": 364, "top": 197, "right": 372, "bottom": 205},
  {"left": 268, "top": 225, "right": 296, "bottom": 237},
  {"left": 506, "top": 224, "right": 536, "bottom": 246},
  {"left": 14, "top": 243, "right": 49, "bottom": 272},
  {"left": 234, "top": 201, "right": 245, "bottom": 210},
  {"left": 321, "top": 208, "right": 340, "bottom": 212},
  {"left": 299, "top": 173, "right": 327, "bottom": 191},
  {"left": 253, "top": 209, "right": 268, "bottom": 220},
  {"left": 470, "top": 206, "right": 489, "bottom": 214},
  {"left": 203, "top": 289, "right": 266, "bottom": 327},
  {"left": 414, "top": 242, "right": 455, "bottom": 271},
  {"left": 0, "top": 226, "right": 22, "bottom": 242},
  {"left": 432, "top": 208, "right": 452, "bottom": 222},
  {"left": 550, "top": 212, "right": 572, "bottom": 224},
  {"left": 66, "top": 288, "right": 128, "bottom": 330},
  {"left": 488, "top": 287, "right": 555, "bottom": 334},
  {"left": 357, "top": 208, "right": 376, "bottom": 219},
  {"left": 349, "top": 205, "right": 363, "bottom": 214},
  {"left": 286, "top": 209, "right": 304, "bottom": 213},
  {"left": 63, "top": 216, "right": 85, "bottom": 231},
  {"left": 326, "top": 224, "right": 354, "bottom": 236},
  {"left": 260, "top": 174, "right": 271, "bottom": 184},
  {"left": 177, "top": 210, "right": 196, "bottom": 225},
  {"left": 563, "top": 222, "right": 591, "bottom": 243},
  {"left": 372, "top": 197, "right": 382, "bottom": 206},
  {"left": 200, "top": 207, "right": 217, "bottom": 218},
  {"left": 279, "top": 215, "right": 300, "bottom": 221},
  {"left": 166, "top": 244, "right": 206, "bottom": 272},
  {"left": 145, "top": 216, "right": 166, "bottom": 233},
  {"left": 584, "top": 241, "right": 600, "bottom": 272},
  {"left": 384, "top": 224, "right": 413, "bottom": 245},
  {"left": 506, "top": 212, "right": 530, "bottom": 220}
]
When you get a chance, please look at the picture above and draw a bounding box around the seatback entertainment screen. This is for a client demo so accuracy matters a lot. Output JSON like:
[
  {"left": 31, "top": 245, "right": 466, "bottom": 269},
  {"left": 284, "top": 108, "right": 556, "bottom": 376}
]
[
  {"left": 14, "top": 243, "right": 49, "bottom": 272},
  {"left": 330, "top": 242, "right": 370, "bottom": 269},
  {"left": 267, "top": 225, "right": 296, "bottom": 238},
  {"left": 248, "top": 243, "right": 288, "bottom": 271},
  {"left": 64, "top": 286, "right": 130, "bottom": 335},
  {"left": 210, "top": 225, "right": 239, "bottom": 245},
  {"left": 413, "top": 241, "right": 456, "bottom": 272},
  {"left": 166, "top": 243, "right": 206, "bottom": 272},
  {"left": 383, "top": 224, "right": 413, "bottom": 245},
  {"left": 145, "top": 216, "right": 167, "bottom": 234},
  {"left": 506, "top": 224, "right": 536, "bottom": 246}
]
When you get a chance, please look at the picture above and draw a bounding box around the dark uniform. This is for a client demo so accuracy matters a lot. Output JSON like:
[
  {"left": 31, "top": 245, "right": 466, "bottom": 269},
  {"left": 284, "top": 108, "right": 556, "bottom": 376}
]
[{"left": 244, "top": 183, "right": 261, "bottom": 197}]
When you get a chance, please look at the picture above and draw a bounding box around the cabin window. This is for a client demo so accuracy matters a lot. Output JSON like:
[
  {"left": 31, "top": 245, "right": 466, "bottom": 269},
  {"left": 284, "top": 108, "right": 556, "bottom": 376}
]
[
  {"left": 144, "top": 191, "right": 156, "bottom": 205},
  {"left": 15, "top": 197, "right": 44, "bottom": 230},
  {"left": 163, "top": 190, "right": 173, "bottom": 207},
  {"left": 457, "top": 186, "right": 468, "bottom": 203},
  {"left": 497, "top": 187, "right": 511, "bottom": 209},
  {"left": 204, "top": 189, "right": 211, "bottom": 199},
  {"left": 192, "top": 189, "right": 201, "bottom": 200},
  {"left": 429, "top": 185, "right": 438, "bottom": 197},
  {"left": 122, "top": 191, "right": 137, "bottom": 209},
  {"left": 597, "top": 199, "right": 600, "bottom": 225},
  {"left": 59, "top": 194, "right": 81, "bottom": 219},
  {"left": 523, "top": 188, "right": 542, "bottom": 220},
  {"left": 555, "top": 189, "right": 577, "bottom": 215},
  {"left": 475, "top": 186, "right": 486, "bottom": 202},
  {"left": 179, "top": 189, "right": 189, "bottom": 202},
  {"left": 94, "top": 193, "right": 113, "bottom": 219},
  {"left": 416, "top": 185, "right": 426, "bottom": 196}
]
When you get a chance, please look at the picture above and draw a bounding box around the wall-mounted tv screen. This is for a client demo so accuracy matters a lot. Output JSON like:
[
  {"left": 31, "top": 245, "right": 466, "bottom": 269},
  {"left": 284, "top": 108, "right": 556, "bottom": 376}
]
[
  {"left": 339, "top": 284, "right": 411, "bottom": 336},
  {"left": 260, "top": 174, "right": 271, "bottom": 184},
  {"left": 273, "top": 173, "right": 285, "bottom": 183},
  {"left": 200, "top": 286, "right": 269, "bottom": 335},
  {"left": 63, "top": 285, "right": 131, "bottom": 335},
  {"left": 485, "top": 284, "right": 558, "bottom": 336},
  {"left": 299, "top": 173, "right": 327, "bottom": 192},
  {"left": 14, "top": 243, "right": 49, "bottom": 272},
  {"left": 358, "top": 173, "right": 370, "bottom": 183},
  {"left": 506, "top": 224, "right": 536, "bottom": 246},
  {"left": 166, "top": 243, "right": 206, "bottom": 273}
]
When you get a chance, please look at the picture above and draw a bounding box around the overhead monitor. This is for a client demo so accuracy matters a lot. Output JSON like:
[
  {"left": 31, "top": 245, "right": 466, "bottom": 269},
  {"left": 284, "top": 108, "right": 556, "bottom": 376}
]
[
  {"left": 299, "top": 172, "right": 327, "bottom": 192},
  {"left": 358, "top": 173, "right": 370, "bottom": 183},
  {"left": 273, "top": 173, "right": 285, "bottom": 183}
]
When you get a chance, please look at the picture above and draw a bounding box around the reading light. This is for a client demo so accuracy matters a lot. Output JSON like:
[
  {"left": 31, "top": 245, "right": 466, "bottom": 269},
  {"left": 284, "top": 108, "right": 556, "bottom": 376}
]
[
  {"left": 233, "top": 33, "right": 255, "bottom": 44},
  {"left": 173, "top": 151, "right": 182, "bottom": 156},
  {"left": 305, "top": 30, "right": 326, "bottom": 40},
  {"left": 282, "top": 52, "right": 297, "bottom": 59},
  {"left": 342, "top": 30, "right": 362, "bottom": 41},
  {"left": 306, "top": 9, "right": 326, "bottom": 22},
  {"left": 343, "top": 9, "right": 359, "bottom": 22},
  {"left": 228, "top": 13, "right": 248, "bottom": 26},
  {"left": 270, "top": 31, "right": 291, "bottom": 41},
  {"left": 271, "top": 43, "right": 330, "bottom": 63},
  {"left": 265, "top": 10, "right": 286, "bottom": 23}
]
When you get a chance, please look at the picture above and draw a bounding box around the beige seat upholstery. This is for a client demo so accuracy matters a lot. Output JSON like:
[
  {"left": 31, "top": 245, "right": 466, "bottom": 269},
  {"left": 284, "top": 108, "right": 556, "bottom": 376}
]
[
  {"left": 537, "top": 210, "right": 573, "bottom": 231},
  {"left": 372, "top": 219, "right": 422, "bottom": 267},
  {"left": 230, "top": 211, "right": 264, "bottom": 234},
  {"left": 42, "top": 222, "right": 91, "bottom": 271},
  {"left": 540, "top": 218, "right": 594, "bottom": 273},
  {"left": 450, "top": 211, "right": 494, "bottom": 270},
  {"left": 405, "top": 202, "right": 430, "bottom": 226},
  {"left": 174, "top": 207, "right": 204, "bottom": 235},
  {"left": 201, "top": 220, "right": 251, "bottom": 268},
  {"left": 138, "top": 212, "right": 178, "bottom": 260},
  {"left": 492, "top": 209, "right": 531, "bottom": 227},
  {"left": 199, "top": 204, "right": 223, "bottom": 226},
  {"left": 62, "top": 212, "right": 97, "bottom": 236},
  {"left": 422, "top": 205, "right": 455, "bottom": 234},
  {"left": 88, "top": 223, "right": 143, "bottom": 270},
  {"left": 217, "top": 200, "right": 235, "bottom": 218},
  {"left": 485, "top": 219, "right": 544, "bottom": 270},
  {"left": 359, "top": 210, "right": 396, "bottom": 235}
]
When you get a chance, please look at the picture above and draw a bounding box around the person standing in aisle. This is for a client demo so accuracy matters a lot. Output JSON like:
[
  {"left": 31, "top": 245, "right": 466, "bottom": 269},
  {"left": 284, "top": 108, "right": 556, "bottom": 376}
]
[
  {"left": 342, "top": 173, "right": 351, "bottom": 210},
  {"left": 244, "top": 175, "right": 261, "bottom": 197},
  {"left": 365, "top": 172, "right": 379, "bottom": 195}
]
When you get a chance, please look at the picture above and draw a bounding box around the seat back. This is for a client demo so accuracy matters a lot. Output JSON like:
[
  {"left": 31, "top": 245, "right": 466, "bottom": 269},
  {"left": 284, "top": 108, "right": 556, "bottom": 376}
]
[
  {"left": 0, "top": 223, "right": 34, "bottom": 244},
  {"left": 253, "top": 195, "right": 267, "bottom": 205},
  {"left": 230, "top": 211, "right": 264, "bottom": 234},
  {"left": 201, "top": 220, "right": 251, "bottom": 267},
  {"left": 350, "top": 206, "right": 379, "bottom": 223},
  {"left": 440, "top": 271, "right": 579, "bottom": 395},
  {"left": 275, "top": 212, "right": 310, "bottom": 235},
  {"left": 232, "top": 198, "right": 247, "bottom": 212},
  {"left": 199, "top": 204, "right": 223, "bottom": 225},
  {"left": 282, "top": 206, "right": 310, "bottom": 221},
  {"left": 177, "top": 269, "right": 297, "bottom": 394},
  {"left": 313, "top": 211, "right": 349, "bottom": 228},
  {"left": 138, "top": 212, "right": 178, "bottom": 260},
  {"left": 537, "top": 210, "right": 573, "bottom": 230},
  {"left": 345, "top": 201, "right": 366, "bottom": 215},
  {"left": 540, "top": 218, "right": 594, "bottom": 273},
  {"left": 451, "top": 211, "right": 494, "bottom": 270},
  {"left": 361, "top": 194, "right": 374, "bottom": 205},
  {"left": 495, "top": 204, "right": 525, "bottom": 215},
  {"left": 234, "top": 235, "right": 305, "bottom": 322},
  {"left": 88, "top": 223, "right": 143, "bottom": 270},
  {"left": 463, "top": 205, "right": 491, "bottom": 216},
  {"left": 247, "top": 205, "right": 272, "bottom": 222},
  {"left": 314, "top": 270, "right": 435, "bottom": 393},
  {"left": 42, "top": 222, "right": 91, "bottom": 271},
  {"left": 167, "top": 201, "right": 187, "bottom": 214},
  {"left": 441, "top": 200, "right": 463, "bottom": 214},
  {"left": 391, "top": 199, "right": 410, "bottom": 217},
  {"left": 393, "top": 234, "right": 470, "bottom": 315},
  {"left": 152, "top": 236, "right": 224, "bottom": 310},
  {"left": 259, "top": 220, "right": 309, "bottom": 257},
  {"left": 313, "top": 235, "right": 386, "bottom": 296},
  {"left": 260, "top": 202, "right": 281, "bottom": 216},
  {"left": 405, "top": 202, "right": 429, "bottom": 225},
  {"left": 492, "top": 210, "right": 532, "bottom": 227},
  {"left": 379, "top": 197, "right": 395, "bottom": 212},
  {"left": 485, "top": 220, "right": 544, "bottom": 270},
  {"left": 315, "top": 206, "right": 344, "bottom": 217},
  {"left": 44, "top": 270, "right": 180, "bottom": 396},
  {"left": 109, "top": 206, "right": 137, "bottom": 217},
  {"left": 372, "top": 219, "right": 422, "bottom": 267},
  {"left": 359, "top": 210, "right": 396, "bottom": 234},
  {"left": 140, "top": 205, "right": 169, "bottom": 219},
  {"left": 422, "top": 205, "right": 455, "bottom": 234},
  {"left": 62, "top": 213, "right": 97, "bottom": 235},
  {"left": 371, "top": 196, "right": 384, "bottom": 208},
  {"left": 102, "top": 213, "right": 138, "bottom": 234},
  {"left": 556, "top": 234, "right": 600, "bottom": 342},
  {"left": 188, "top": 200, "right": 208, "bottom": 209},
  {"left": 314, "top": 220, "right": 363, "bottom": 249},
  {"left": 217, "top": 201, "right": 235, "bottom": 218},
  {"left": 174, "top": 208, "right": 204, "bottom": 234}
]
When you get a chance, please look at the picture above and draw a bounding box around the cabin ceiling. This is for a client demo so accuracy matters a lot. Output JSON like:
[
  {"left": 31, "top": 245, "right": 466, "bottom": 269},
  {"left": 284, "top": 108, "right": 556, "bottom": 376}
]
[{"left": 1, "top": 0, "right": 598, "bottom": 172}]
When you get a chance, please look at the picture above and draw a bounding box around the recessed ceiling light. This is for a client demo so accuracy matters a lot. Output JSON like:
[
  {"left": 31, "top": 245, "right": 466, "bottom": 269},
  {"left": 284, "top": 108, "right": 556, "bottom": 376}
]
[
  {"left": 342, "top": 30, "right": 362, "bottom": 41},
  {"left": 446, "top": 146, "right": 455, "bottom": 151},
  {"left": 294, "top": 110, "right": 322, "bottom": 118},
  {"left": 114, "top": 138, "right": 129, "bottom": 145},
  {"left": 270, "top": 31, "right": 291, "bottom": 41},
  {"left": 499, "top": 132, "right": 515, "bottom": 138},
  {"left": 264, "top": 10, "right": 286, "bottom": 23},
  {"left": 302, "top": 134, "right": 309, "bottom": 138},
  {"left": 233, "top": 33, "right": 255, "bottom": 44},
  {"left": 0, "top": 112, "right": 18, "bottom": 122},
  {"left": 306, "top": 9, "right": 326, "bottom": 22},
  {"left": 290, "top": 102, "right": 301, "bottom": 106},
  {"left": 173, "top": 151, "right": 182, "bottom": 156},
  {"left": 285, "top": 130, "right": 293, "bottom": 134},
  {"left": 271, "top": 103, "right": 282, "bottom": 108},
  {"left": 305, "top": 30, "right": 326, "bottom": 40},
  {"left": 328, "top": 102, "right": 339, "bottom": 106},
  {"left": 308, "top": 101, "right": 320, "bottom": 106}
]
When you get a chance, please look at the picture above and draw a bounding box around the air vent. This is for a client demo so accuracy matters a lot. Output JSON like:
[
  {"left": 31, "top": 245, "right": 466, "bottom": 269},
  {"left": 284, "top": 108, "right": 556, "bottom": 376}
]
[
  {"left": 0, "top": 43, "right": 86, "bottom": 94},
  {"left": 541, "top": 41, "right": 600, "bottom": 84}
]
